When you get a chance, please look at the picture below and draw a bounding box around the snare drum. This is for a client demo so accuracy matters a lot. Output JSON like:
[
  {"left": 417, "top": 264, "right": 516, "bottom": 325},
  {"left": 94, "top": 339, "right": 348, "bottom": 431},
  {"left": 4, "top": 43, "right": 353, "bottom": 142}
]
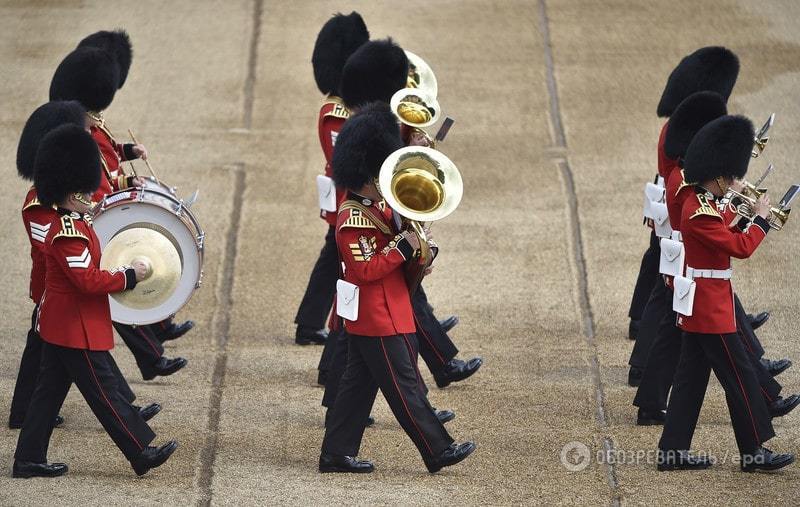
[{"left": 93, "top": 187, "right": 204, "bottom": 325}]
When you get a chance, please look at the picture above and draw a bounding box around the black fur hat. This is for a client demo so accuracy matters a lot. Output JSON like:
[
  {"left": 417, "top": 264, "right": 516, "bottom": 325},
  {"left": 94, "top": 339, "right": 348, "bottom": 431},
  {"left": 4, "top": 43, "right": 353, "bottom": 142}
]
[
  {"left": 78, "top": 29, "right": 133, "bottom": 89},
  {"left": 312, "top": 12, "right": 369, "bottom": 96},
  {"left": 332, "top": 102, "right": 403, "bottom": 190},
  {"left": 657, "top": 46, "right": 739, "bottom": 118},
  {"left": 34, "top": 124, "right": 101, "bottom": 207},
  {"left": 684, "top": 115, "right": 754, "bottom": 184},
  {"left": 664, "top": 91, "right": 727, "bottom": 161},
  {"left": 340, "top": 38, "right": 408, "bottom": 110},
  {"left": 17, "top": 101, "right": 87, "bottom": 181},
  {"left": 49, "top": 47, "right": 120, "bottom": 112}
]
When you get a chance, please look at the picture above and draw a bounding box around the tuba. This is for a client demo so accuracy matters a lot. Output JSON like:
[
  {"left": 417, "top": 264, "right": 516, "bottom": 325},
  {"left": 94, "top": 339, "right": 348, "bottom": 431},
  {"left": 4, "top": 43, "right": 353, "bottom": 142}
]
[{"left": 378, "top": 146, "right": 463, "bottom": 293}]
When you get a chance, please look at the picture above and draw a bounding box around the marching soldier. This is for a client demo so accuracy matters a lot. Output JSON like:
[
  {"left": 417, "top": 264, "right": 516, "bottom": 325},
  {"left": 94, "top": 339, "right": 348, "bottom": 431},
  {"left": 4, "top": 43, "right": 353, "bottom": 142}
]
[
  {"left": 13, "top": 124, "right": 177, "bottom": 478},
  {"left": 319, "top": 103, "right": 475, "bottom": 474},
  {"left": 10, "top": 101, "right": 160, "bottom": 430},
  {"left": 633, "top": 92, "right": 797, "bottom": 425},
  {"left": 627, "top": 46, "right": 768, "bottom": 386},
  {"left": 657, "top": 115, "right": 793, "bottom": 472},
  {"left": 49, "top": 37, "right": 188, "bottom": 380}
]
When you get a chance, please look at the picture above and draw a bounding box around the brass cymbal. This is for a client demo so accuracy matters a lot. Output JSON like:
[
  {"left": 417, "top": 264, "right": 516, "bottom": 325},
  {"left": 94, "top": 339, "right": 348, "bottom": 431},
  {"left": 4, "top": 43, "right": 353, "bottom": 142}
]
[{"left": 100, "top": 228, "right": 182, "bottom": 310}]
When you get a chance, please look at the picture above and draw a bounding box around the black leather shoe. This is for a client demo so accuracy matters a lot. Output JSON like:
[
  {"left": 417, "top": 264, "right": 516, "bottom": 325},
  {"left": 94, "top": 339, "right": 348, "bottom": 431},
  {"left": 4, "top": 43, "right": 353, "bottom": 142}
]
[
  {"left": 9, "top": 414, "right": 64, "bottom": 430},
  {"left": 138, "top": 403, "right": 162, "bottom": 422},
  {"left": 741, "top": 447, "right": 795, "bottom": 472},
  {"left": 159, "top": 320, "right": 194, "bottom": 342},
  {"left": 747, "top": 312, "right": 770, "bottom": 331},
  {"left": 657, "top": 450, "right": 713, "bottom": 471},
  {"left": 295, "top": 326, "right": 327, "bottom": 346},
  {"left": 438, "top": 315, "right": 459, "bottom": 333},
  {"left": 425, "top": 441, "right": 476, "bottom": 473},
  {"left": 769, "top": 395, "right": 800, "bottom": 418},
  {"left": 436, "top": 409, "right": 456, "bottom": 424},
  {"left": 131, "top": 440, "right": 178, "bottom": 476},
  {"left": 434, "top": 357, "right": 483, "bottom": 388},
  {"left": 628, "top": 319, "right": 639, "bottom": 341},
  {"left": 319, "top": 454, "right": 374, "bottom": 473},
  {"left": 628, "top": 367, "right": 643, "bottom": 387},
  {"left": 12, "top": 460, "right": 68, "bottom": 478},
  {"left": 761, "top": 358, "right": 792, "bottom": 377},
  {"left": 637, "top": 408, "right": 666, "bottom": 426},
  {"left": 143, "top": 357, "right": 188, "bottom": 380}
]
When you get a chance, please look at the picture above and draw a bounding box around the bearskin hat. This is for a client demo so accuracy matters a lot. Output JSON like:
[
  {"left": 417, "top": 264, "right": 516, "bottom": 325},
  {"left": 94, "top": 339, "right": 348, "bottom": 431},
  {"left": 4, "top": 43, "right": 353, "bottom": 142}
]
[
  {"left": 340, "top": 38, "right": 408, "bottom": 110},
  {"left": 49, "top": 46, "right": 120, "bottom": 112},
  {"left": 78, "top": 29, "right": 133, "bottom": 89},
  {"left": 34, "top": 124, "right": 101, "bottom": 207},
  {"left": 683, "top": 115, "right": 754, "bottom": 184},
  {"left": 332, "top": 102, "right": 403, "bottom": 190},
  {"left": 16, "top": 101, "right": 87, "bottom": 181},
  {"left": 657, "top": 46, "right": 739, "bottom": 118},
  {"left": 664, "top": 91, "right": 727, "bottom": 161},
  {"left": 312, "top": 12, "right": 369, "bottom": 96}
]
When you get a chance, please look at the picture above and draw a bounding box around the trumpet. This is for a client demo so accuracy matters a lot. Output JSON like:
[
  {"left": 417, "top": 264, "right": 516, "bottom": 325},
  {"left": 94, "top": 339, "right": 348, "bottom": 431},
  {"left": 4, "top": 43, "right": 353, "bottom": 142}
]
[
  {"left": 752, "top": 113, "right": 775, "bottom": 158},
  {"left": 728, "top": 190, "right": 791, "bottom": 230},
  {"left": 378, "top": 146, "right": 463, "bottom": 293}
]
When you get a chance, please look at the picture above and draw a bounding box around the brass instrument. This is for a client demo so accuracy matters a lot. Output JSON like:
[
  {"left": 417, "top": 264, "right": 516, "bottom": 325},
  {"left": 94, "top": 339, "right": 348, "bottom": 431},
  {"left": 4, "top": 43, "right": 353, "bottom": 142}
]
[
  {"left": 728, "top": 171, "right": 797, "bottom": 231},
  {"left": 404, "top": 50, "right": 438, "bottom": 98},
  {"left": 752, "top": 113, "right": 775, "bottom": 158},
  {"left": 378, "top": 146, "right": 463, "bottom": 293},
  {"left": 390, "top": 88, "right": 441, "bottom": 147}
]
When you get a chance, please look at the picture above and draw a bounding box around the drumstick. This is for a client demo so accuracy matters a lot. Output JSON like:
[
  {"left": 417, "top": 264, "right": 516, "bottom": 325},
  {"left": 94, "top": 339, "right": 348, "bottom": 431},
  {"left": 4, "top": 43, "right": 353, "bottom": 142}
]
[{"left": 128, "top": 129, "right": 160, "bottom": 183}]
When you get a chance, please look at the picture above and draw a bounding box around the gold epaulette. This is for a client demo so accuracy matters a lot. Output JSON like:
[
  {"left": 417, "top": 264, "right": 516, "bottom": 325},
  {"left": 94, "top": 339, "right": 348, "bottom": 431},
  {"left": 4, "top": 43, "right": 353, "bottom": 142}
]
[
  {"left": 22, "top": 196, "right": 42, "bottom": 211},
  {"left": 53, "top": 215, "right": 89, "bottom": 242},
  {"left": 690, "top": 193, "right": 722, "bottom": 220},
  {"left": 339, "top": 200, "right": 392, "bottom": 235},
  {"left": 322, "top": 96, "right": 350, "bottom": 120},
  {"left": 675, "top": 170, "right": 693, "bottom": 196}
]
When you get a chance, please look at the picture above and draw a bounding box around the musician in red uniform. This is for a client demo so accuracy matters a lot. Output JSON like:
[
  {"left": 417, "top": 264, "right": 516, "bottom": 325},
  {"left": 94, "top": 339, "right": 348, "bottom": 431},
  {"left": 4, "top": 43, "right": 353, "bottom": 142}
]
[
  {"left": 13, "top": 124, "right": 177, "bottom": 478},
  {"left": 634, "top": 93, "right": 796, "bottom": 425},
  {"left": 319, "top": 103, "right": 475, "bottom": 474},
  {"left": 50, "top": 36, "right": 189, "bottom": 380},
  {"left": 294, "top": 12, "right": 370, "bottom": 354},
  {"left": 9, "top": 101, "right": 160, "bottom": 430},
  {"left": 657, "top": 115, "right": 794, "bottom": 472},
  {"left": 626, "top": 46, "right": 772, "bottom": 386}
]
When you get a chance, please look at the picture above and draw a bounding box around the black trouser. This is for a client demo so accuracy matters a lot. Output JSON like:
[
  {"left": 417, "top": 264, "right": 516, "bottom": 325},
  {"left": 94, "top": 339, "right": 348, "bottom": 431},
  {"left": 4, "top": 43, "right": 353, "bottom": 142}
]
[
  {"left": 9, "top": 306, "right": 135, "bottom": 426},
  {"left": 295, "top": 225, "right": 338, "bottom": 332},
  {"left": 629, "top": 276, "right": 670, "bottom": 369},
  {"left": 15, "top": 342, "right": 155, "bottom": 463},
  {"left": 322, "top": 333, "right": 453, "bottom": 460},
  {"left": 633, "top": 292, "right": 780, "bottom": 412},
  {"left": 412, "top": 286, "right": 458, "bottom": 375},
  {"left": 148, "top": 316, "right": 177, "bottom": 341},
  {"left": 659, "top": 332, "right": 774, "bottom": 455},
  {"left": 113, "top": 322, "right": 164, "bottom": 379},
  {"left": 628, "top": 230, "right": 660, "bottom": 321},
  {"left": 734, "top": 294, "right": 765, "bottom": 359}
]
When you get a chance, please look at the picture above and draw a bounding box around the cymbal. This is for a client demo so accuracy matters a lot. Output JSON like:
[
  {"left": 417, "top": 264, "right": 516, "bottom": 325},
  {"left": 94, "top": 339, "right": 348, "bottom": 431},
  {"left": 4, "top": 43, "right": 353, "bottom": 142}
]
[{"left": 100, "top": 228, "right": 182, "bottom": 310}]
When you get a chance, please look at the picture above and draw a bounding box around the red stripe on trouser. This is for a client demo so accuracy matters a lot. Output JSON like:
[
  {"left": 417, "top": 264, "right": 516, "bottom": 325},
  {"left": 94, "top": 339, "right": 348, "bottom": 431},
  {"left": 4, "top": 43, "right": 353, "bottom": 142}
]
[
  {"left": 402, "top": 334, "right": 426, "bottom": 395},
  {"left": 136, "top": 327, "right": 161, "bottom": 357},
  {"left": 83, "top": 350, "right": 143, "bottom": 451},
  {"left": 413, "top": 314, "right": 445, "bottom": 365},
  {"left": 719, "top": 335, "right": 761, "bottom": 445},
  {"left": 736, "top": 328, "right": 756, "bottom": 356},
  {"left": 379, "top": 337, "right": 434, "bottom": 456},
  {"left": 760, "top": 386, "right": 774, "bottom": 403}
]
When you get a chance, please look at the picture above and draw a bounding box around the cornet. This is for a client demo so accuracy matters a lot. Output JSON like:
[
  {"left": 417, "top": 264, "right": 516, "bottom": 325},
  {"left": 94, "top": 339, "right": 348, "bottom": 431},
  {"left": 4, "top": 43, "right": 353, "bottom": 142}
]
[
  {"left": 752, "top": 113, "right": 775, "bottom": 158},
  {"left": 378, "top": 146, "right": 463, "bottom": 293},
  {"left": 728, "top": 175, "right": 797, "bottom": 231}
]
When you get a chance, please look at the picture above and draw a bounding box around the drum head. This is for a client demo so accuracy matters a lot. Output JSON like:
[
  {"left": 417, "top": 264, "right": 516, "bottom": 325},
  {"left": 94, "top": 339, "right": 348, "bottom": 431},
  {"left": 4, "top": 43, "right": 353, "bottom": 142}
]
[{"left": 94, "top": 190, "right": 203, "bottom": 325}]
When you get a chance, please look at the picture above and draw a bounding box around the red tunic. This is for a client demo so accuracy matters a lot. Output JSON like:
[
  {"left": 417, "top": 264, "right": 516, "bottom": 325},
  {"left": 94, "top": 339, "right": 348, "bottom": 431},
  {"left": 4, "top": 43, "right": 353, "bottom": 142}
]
[
  {"left": 90, "top": 123, "right": 132, "bottom": 202},
  {"left": 21, "top": 187, "right": 57, "bottom": 303},
  {"left": 336, "top": 197, "right": 415, "bottom": 336},
  {"left": 318, "top": 96, "right": 349, "bottom": 226},
  {"left": 657, "top": 121, "right": 680, "bottom": 179},
  {"left": 676, "top": 191, "right": 768, "bottom": 334},
  {"left": 38, "top": 212, "right": 132, "bottom": 351}
]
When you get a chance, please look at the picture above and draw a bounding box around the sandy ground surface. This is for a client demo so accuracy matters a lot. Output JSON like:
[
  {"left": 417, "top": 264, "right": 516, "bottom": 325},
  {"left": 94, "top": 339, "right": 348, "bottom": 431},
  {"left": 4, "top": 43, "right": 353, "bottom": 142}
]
[{"left": 0, "top": 0, "right": 798, "bottom": 505}]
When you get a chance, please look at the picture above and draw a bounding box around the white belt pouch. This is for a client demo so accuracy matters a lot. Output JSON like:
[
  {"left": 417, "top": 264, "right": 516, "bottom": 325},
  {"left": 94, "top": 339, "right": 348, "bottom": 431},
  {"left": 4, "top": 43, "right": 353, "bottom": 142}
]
[
  {"left": 317, "top": 175, "right": 337, "bottom": 212},
  {"left": 336, "top": 279, "right": 359, "bottom": 321},
  {"left": 672, "top": 276, "right": 696, "bottom": 316}
]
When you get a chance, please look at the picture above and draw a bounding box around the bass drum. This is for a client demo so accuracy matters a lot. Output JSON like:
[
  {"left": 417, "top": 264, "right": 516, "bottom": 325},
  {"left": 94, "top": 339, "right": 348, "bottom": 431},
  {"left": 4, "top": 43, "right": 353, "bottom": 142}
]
[{"left": 93, "top": 187, "right": 204, "bottom": 325}]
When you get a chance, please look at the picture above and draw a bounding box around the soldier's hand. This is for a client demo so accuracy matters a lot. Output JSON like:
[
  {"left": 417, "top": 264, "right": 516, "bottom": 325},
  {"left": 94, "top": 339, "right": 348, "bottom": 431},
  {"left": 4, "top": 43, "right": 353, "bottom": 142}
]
[
  {"left": 424, "top": 266, "right": 434, "bottom": 276},
  {"left": 132, "top": 144, "right": 148, "bottom": 160},
  {"left": 131, "top": 176, "right": 147, "bottom": 187},
  {"left": 408, "top": 131, "right": 431, "bottom": 147},
  {"left": 754, "top": 194, "right": 771, "bottom": 219},
  {"left": 403, "top": 230, "right": 421, "bottom": 251},
  {"left": 132, "top": 260, "right": 150, "bottom": 282}
]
